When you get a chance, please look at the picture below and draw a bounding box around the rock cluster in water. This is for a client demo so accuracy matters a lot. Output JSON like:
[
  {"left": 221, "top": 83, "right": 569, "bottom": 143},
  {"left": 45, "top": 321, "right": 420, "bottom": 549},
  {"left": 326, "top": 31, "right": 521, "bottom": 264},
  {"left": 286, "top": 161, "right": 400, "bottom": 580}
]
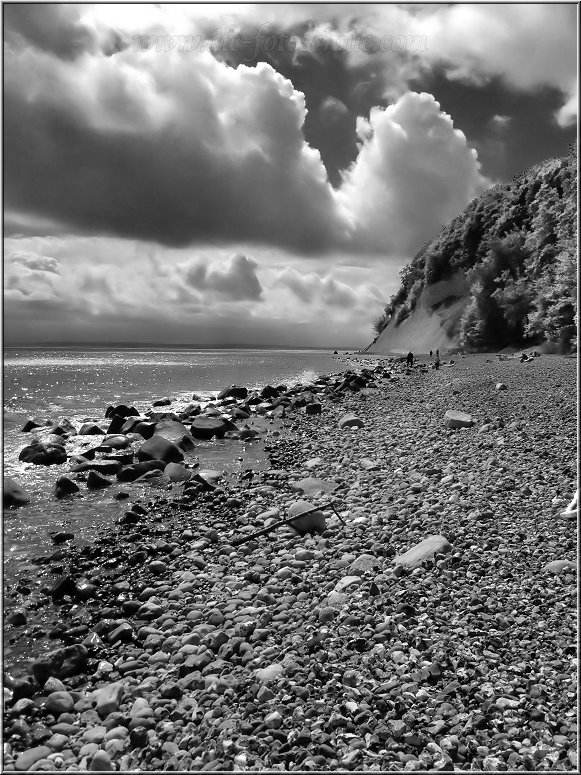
[{"left": 3, "top": 353, "right": 578, "bottom": 771}]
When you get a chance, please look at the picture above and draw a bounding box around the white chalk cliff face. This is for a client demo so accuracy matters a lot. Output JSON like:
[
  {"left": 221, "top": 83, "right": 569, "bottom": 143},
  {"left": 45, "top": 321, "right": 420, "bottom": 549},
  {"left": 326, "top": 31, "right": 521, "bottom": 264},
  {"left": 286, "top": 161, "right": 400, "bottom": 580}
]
[{"left": 366, "top": 273, "right": 470, "bottom": 354}]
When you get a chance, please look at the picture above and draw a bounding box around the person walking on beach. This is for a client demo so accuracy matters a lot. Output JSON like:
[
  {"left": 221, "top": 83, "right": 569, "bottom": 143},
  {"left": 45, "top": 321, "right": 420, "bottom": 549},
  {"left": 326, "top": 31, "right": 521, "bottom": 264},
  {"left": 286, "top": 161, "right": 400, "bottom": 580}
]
[
  {"left": 430, "top": 350, "right": 433, "bottom": 358},
  {"left": 434, "top": 352, "right": 440, "bottom": 370},
  {"left": 406, "top": 351, "right": 414, "bottom": 367}
]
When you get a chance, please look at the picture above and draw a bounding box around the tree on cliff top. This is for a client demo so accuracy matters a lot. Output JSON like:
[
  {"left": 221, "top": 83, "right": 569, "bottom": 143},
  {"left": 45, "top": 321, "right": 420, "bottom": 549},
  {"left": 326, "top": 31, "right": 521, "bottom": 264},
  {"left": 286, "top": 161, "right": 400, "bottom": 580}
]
[{"left": 372, "top": 147, "right": 577, "bottom": 352}]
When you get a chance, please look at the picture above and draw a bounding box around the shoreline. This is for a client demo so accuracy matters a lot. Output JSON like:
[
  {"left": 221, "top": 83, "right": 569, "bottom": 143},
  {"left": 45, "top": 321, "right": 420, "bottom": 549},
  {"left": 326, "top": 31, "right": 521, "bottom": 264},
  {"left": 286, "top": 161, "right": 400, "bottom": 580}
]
[{"left": 3, "top": 353, "right": 578, "bottom": 772}]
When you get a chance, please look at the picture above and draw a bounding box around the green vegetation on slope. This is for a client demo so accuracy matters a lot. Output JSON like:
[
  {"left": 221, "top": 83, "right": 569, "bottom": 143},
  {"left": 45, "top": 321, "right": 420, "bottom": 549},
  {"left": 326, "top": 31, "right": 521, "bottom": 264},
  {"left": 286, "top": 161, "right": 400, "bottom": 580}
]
[{"left": 373, "top": 146, "right": 577, "bottom": 351}]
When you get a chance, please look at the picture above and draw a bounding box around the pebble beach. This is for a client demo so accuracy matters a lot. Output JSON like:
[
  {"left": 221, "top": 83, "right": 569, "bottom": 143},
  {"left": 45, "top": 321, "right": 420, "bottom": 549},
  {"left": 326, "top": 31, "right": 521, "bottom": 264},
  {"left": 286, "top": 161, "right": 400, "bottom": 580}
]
[{"left": 3, "top": 352, "right": 578, "bottom": 772}]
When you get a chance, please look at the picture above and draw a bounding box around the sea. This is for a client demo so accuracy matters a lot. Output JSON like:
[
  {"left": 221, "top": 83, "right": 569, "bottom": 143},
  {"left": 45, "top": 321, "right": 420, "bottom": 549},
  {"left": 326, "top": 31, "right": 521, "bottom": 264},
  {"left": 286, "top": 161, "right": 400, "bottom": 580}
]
[{"left": 2, "top": 346, "right": 363, "bottom": 595}]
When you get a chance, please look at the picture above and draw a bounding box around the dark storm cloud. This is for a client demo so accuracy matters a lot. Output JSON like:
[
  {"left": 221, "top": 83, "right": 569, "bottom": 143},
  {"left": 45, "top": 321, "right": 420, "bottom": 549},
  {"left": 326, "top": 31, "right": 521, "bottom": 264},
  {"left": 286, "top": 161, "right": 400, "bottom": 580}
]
[
  {"left": 408, "top": 69, "right": 578, "bottom": 181},
  {"left": 184, "top": 255, "right": 263, "bottom": 301},
  {"left": 4, "top": 51, "right": 344, "bottom": 253},
  {"left": 3, "top": 3, "right": 126, "bottom": 58},
  {"left": 4, "top": 3, "right": 574, "bottom": 261},
  {"left": 210, "top": 22, "right": 397, "bottom": 186}
]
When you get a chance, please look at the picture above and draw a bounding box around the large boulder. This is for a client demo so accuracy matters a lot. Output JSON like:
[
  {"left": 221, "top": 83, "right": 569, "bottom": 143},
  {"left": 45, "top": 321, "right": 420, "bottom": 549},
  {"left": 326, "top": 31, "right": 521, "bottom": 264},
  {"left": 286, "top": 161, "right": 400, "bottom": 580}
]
[
  {"left": 190, "top": 416, "right": 237, "bottom": 440},
  {"left": 164, "top": 462, "right": 193, "bottom": 482},
  {"left": 394, "top": 535, "right": 453, "bottom": 568},
  {"left": 119, "top": 416, "right": 149, "bottom": 434},
  {"left": 4, "top": 478, "right": 30, "bottom": 507},
  {"left": 230, "top": 407, "right": 250, "bottom": 420},
  {"left": 287, "top": 500, "right": 326, "bottom": 535},
  {"left": 444, "top": 410, "right": 474, "bottom": 429},
  {"left": 105, "top": 404, "right": 139, "bottom": 419},
  {"left": 137, "top": 436, "right": 184, "bottom": 464},
  {"left": 102, "top": 435, "right": 131, "bottom": 450},
  {"left": 217, "top": 385, "right": 248, "bottom": 400},
  {"left": 71, "top": 461, "right": 122, "bottom": 476},
  {"left": 31, "top": 644, "right": 88, "bottom": 685},
  {"left": 78, "top": 423, "right": 105, "bottom": 435},
  {"left": 117, "top": 460, "right": 165, "bottom": 482},
  {"left": 19, "top": 441, "right": 67, "bottom": 466},
  {"left": 106, "top": 415, "right": 126, "bottom": 434},
  {"left": 239, "top": 426, "right": 261, "bottom": 441},
  {"left": 54, "top": 476, "right": 80, "bottom": 498},
  {"left": 154, "top": 419, "right": 196, "bottom": 452},
  {"left": 338, "top": 413, "right": 364, "bottom": 429},
  {"left": 52, "top": 418, "right": 77, "bottom": 436},
  {"left": 21, "top": 417, "right": 50, "bottom": 432},
  {"left": 131, "top": 421, "right": 157, "bottom": 439},
  {"left": 87, "top": 471, "right": 112, "bottom": 489},
  {"left": 260, "top": 385, "right": 280, "bottom": 400}
]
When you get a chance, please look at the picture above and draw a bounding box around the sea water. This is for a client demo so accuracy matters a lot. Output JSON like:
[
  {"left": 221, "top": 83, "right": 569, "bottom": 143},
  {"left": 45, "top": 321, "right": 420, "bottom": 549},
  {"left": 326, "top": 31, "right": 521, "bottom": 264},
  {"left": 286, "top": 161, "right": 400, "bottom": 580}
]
[{"left": 2, "top": 347, "right": 355, "bottom": 584}]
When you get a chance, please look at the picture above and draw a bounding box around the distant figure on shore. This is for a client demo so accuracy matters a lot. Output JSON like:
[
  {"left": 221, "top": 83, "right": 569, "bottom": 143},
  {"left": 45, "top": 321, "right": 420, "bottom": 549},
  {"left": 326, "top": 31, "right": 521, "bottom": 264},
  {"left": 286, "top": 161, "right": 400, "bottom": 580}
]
[
  {"left": 434, "top": 352, "right": 440, "bottom": 370},
  {"left": 406, "top": 351, "right": 414, "bottom": 367},
  {"left": 430, "top": 350, "right": 433, "bottom": 357},
  {"left": 436, "top": 349, "right": 439, "bottom": 357}
]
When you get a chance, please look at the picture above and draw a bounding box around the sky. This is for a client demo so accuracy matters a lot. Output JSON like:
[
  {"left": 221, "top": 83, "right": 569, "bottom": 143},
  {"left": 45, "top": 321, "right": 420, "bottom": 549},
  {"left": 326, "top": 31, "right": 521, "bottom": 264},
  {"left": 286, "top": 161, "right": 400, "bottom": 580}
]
[{"left": 3, "top": 3, "right": 578, "bottom": 348}]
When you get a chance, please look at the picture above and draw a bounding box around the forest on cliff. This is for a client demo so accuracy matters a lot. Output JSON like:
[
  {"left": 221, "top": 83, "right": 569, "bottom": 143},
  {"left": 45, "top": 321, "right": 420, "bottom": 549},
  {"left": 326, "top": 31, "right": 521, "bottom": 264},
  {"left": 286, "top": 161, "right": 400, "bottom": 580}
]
[{"left": 373, "top": 146, "right": 577, "bottom": 352}]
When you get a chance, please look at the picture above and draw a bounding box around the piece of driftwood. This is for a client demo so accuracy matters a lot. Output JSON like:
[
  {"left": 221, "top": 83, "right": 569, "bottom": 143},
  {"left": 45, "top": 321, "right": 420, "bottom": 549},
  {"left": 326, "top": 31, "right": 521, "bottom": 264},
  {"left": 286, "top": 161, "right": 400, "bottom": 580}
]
[{"left": 231, "top": 501, "right": 345, "bottom": 546}]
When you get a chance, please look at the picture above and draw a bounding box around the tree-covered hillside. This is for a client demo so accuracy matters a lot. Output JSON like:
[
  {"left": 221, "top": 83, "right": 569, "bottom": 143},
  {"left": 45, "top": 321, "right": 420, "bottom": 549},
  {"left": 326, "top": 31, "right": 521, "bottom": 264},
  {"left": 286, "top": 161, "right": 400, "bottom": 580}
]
[{"left": 373, "top": 147, "right": 577, "bottom": 351}]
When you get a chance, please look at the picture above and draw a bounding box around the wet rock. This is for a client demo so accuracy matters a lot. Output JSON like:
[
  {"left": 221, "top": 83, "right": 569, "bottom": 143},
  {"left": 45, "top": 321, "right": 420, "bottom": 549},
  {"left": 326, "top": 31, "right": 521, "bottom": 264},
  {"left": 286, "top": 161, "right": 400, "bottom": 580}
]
[
  {"left": 4, "top": 477, "right": 30, "bottom": 507},
  {"left": 7, "top": 609, "right": 28, "bottom": 626},
  {"left": 102, "top": 435, "right": 131, "bottom": 449},
  {"left": 54, "top": 476, "right": 80, "bottom": 498},
  {"left": 21, "top": 418, "right": 49, "bottom": 432},
  {"left": 75, "top": 578, "right": 98, "bottom": 600},
  {"left": 190, "top": 416, "right": 236, "bottom": 440},
  {"left": 217, "top": 385, "right": 248, "bottom": 400},
  {"left": 155, "top": 419, "right": 196, "bottom": 452},
  {"left": 137, "top": 436, "right": 184, "bottom": 464},
  {"left": 50, "top": 575, "right": 77, "bottom": 598},
  {"left": 106, "top": 404, "right": 139, "bottom": 419},
  {"left": 79, "top": 423, "right": 105, "bottom": 435},
  {"left": 49, "top": 531, "right": 74, "bottom": 544},
  {"left": 71, "top": 461, "right": 122, "bottom": 475},
  {"left": 19, "top": 441, "right": 67, "bottom": 466},
  {"left": 164, "top": 462, "right": 192, "bottom": 482},
  {"left": 87, "top": 471, "right": 112, "bottom": 489},
  {"left": 240, "top": 427, "right": 260, "bottom": 441},
  {"left": 31, "top": 644, "right": 88, "bottom": 685},
  {"left": 117, "top": 461, "right": 165, "bottom": 482}
]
